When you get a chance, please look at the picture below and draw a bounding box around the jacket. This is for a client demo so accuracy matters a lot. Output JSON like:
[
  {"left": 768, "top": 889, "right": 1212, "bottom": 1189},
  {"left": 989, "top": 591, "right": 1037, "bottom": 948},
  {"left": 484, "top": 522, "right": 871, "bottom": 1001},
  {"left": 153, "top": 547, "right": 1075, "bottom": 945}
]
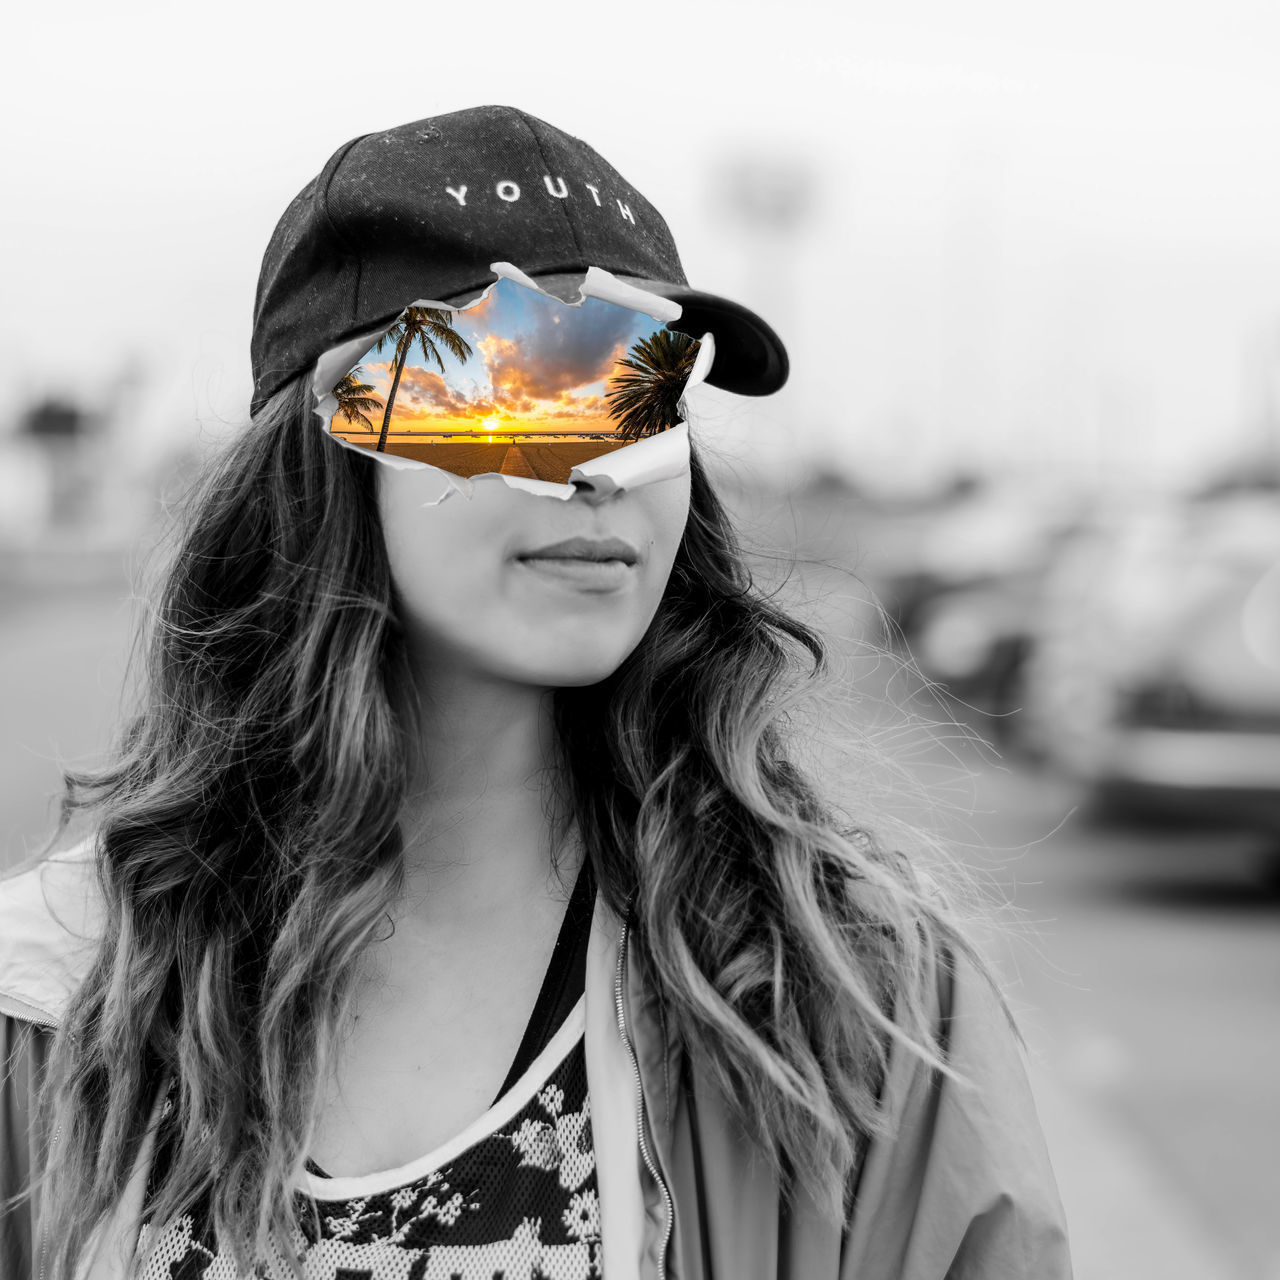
[{"left": 0, "top": 837, "right": 1072, "bottom": 1280}]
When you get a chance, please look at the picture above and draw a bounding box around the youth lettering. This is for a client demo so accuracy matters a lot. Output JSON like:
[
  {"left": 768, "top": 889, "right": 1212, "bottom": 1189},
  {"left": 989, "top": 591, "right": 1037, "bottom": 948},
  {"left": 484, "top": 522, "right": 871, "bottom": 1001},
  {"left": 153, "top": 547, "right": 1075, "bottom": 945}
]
[{"left": 443, "top": 176, "right": 638, "bottom": 223}]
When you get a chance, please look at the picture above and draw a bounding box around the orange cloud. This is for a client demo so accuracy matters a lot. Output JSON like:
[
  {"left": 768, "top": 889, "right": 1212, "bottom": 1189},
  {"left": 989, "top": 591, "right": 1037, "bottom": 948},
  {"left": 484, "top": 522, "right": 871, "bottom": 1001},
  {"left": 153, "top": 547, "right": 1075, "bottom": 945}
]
[
  {"left": 390, "top": 366, "right": 500, "bottom": 421},
  {"left": 353, "top": 300, "right": 646, "bottom": 435},
  {"left": 469, "top": 336, "right": 627, "bottom": 423}
]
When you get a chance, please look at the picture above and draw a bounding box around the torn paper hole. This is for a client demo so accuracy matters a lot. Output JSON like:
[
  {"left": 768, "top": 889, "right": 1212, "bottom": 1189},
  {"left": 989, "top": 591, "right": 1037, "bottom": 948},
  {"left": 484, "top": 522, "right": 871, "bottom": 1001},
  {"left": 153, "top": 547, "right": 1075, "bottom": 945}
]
[{"left": 309, "top": 263, "right": 711, "bottom": 504}]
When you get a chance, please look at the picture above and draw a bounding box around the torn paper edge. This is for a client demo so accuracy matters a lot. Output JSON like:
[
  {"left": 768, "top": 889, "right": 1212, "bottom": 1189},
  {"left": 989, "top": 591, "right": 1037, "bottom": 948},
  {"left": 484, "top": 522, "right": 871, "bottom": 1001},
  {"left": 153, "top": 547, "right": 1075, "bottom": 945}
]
[
  {"left": 567, "top": 422, "right": 690, "bottom": 497},
  {"left": 310, "top": 264, "right": 709, "bottom": 506},
  {"left": 686, "top": 330, "right": 716, "bottom": 392},
  {"left": 576, "top": 266, "right": 683, "bottom": 321}
]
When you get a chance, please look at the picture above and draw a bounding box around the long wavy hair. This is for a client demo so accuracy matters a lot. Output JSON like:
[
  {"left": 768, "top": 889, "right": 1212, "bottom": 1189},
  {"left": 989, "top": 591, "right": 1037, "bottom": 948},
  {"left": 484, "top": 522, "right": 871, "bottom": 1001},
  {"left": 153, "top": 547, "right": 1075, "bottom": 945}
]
[{"left": 5, "top": 375, "right": 1000, "bottom": 1279}]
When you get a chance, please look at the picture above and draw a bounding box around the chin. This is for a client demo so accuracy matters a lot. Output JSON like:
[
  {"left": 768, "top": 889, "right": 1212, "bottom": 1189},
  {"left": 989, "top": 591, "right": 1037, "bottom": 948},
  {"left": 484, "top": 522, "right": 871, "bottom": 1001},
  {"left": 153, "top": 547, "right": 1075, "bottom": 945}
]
[
  {"left": 508, "top": 653, "right": 631, "bottom": 689},
  {"left": 551, "top": 667, "right": 625, "bottom": 689}
]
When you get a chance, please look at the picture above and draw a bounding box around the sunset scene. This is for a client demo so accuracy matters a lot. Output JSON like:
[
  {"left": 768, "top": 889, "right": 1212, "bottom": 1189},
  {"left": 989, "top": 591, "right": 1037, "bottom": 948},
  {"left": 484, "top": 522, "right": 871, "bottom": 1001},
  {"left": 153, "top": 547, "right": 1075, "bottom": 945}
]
[{"left": 327, "top": 276, "right": 701, "bottom": 483}]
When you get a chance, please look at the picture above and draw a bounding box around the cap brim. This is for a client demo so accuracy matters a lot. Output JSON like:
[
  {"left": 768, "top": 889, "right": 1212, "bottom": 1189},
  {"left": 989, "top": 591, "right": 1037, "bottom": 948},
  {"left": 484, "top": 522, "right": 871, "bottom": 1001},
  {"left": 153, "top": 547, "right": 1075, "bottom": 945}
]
[
  {"left": 443, "top": 270, "right": 789, "bottom": 398},
  {"left": 656, "top": 283, "right": 789, "bottom": 398}
]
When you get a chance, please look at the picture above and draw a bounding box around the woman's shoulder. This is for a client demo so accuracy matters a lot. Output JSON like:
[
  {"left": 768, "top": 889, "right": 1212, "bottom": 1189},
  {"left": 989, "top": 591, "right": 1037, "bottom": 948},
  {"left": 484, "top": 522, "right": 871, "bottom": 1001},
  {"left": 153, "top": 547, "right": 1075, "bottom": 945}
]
[
  {"left": 932, "top": 939, "right": 1017, "bottom": 1050},
  {"left": 876, "top": 906, "right": 1032, "bottom": 1125},
  {"left": 850, "top": 940, "right": 1072, "bottom": 1278},
  {"left": 0, "top": 835, "right": 105, "bottom": 1030}
]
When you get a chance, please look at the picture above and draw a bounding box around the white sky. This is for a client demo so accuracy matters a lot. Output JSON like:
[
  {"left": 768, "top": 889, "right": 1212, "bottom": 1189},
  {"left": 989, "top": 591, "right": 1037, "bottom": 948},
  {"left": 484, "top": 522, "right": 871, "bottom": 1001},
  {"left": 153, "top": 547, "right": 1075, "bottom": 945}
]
[{"left": 5, "top": 0, "right": 1280, "bottom": 492}]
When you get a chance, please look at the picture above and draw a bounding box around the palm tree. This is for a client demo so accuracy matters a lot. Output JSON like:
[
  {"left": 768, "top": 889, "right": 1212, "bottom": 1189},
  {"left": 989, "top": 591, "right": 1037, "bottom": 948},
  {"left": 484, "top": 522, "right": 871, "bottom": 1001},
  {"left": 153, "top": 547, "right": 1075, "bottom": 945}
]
[
  {"left": 604, "top": 330, "right": 699, "bottom": 441},
  {"left": 331, "top": 368, "right": 384, "bottom": 433},
  {"left": 374, "top": 308, "right": 474, "bottom": 452}
]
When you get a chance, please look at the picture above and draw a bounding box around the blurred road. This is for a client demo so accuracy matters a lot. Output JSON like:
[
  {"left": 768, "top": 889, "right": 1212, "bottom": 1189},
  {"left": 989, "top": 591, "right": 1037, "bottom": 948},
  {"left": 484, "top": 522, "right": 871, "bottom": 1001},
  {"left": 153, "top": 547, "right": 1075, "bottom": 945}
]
[{"left": 3, "top": 550, "right": 1278, "bottom": 1280}]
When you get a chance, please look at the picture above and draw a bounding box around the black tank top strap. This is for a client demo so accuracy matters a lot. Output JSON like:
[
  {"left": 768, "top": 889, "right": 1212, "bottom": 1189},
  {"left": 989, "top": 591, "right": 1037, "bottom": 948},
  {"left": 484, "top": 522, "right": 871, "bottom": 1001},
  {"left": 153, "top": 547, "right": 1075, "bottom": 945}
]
[{"left": 491, "top": 853, "right": 596, "bottom": 1103}]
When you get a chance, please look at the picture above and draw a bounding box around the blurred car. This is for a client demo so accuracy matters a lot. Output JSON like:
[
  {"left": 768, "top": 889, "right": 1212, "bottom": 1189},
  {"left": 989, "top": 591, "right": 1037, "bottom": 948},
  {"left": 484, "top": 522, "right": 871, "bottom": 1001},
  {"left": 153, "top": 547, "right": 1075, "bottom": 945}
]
[
  {"left": 897, "top": 481, "right": 1087, "bottom": 737},
  {"left": 1018, "top": 489, "right": 1280, "bottom": 834},
  {"left": 908, "top": 575, "right": 1038, "bottom": 739}
]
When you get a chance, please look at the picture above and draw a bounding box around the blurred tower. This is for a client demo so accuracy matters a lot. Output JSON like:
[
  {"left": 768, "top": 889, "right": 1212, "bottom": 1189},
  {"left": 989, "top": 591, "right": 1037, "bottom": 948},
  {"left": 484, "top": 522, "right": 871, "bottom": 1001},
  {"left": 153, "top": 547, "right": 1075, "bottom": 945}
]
[
  {"left": 1222, "top": 318, "right": 1280, "bottom": 491},
  {"left": 1255, "top": 318, "right": 1280, "bottom": 468},
  {"left": 18, "top": 398, "right": 101, "bottom": 528},
  {"left": 705, "top": 153, "right": 819, "bottom": 481},
  {"left": 938, "top": 137, "right": 1008, "bottom": 481},
  {"left": 710, "top": 154, "right": 817, "bottom": 339}
]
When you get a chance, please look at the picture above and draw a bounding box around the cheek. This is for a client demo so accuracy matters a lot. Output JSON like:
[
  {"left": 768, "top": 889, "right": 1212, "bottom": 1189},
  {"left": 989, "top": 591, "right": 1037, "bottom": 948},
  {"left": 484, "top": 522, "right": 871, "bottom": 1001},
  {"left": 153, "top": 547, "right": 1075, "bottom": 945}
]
[
  {"left": 378, "top": 475, "right": 510, "bottom": 656},
  {"left": 395, "top": 541, "right": 502, "bottom": 637},
  {"left": 639, "top": 470, "right": 693, "bottom": 584}
]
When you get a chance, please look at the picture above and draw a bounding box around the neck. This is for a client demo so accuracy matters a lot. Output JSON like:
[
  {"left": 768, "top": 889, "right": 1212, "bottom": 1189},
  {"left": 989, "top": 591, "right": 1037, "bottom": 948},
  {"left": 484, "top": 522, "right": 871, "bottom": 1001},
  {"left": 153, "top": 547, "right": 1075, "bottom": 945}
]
[{"left": 394, "top": 661, "right": 576, "bottom": 925}]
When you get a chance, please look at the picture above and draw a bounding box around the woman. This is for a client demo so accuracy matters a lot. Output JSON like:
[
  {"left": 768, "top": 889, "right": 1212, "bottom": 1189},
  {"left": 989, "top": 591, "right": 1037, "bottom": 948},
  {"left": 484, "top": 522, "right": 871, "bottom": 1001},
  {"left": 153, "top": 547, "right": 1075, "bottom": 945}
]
[{"left": 0, "top": 106, "right": 1071, "bottom": 1280}]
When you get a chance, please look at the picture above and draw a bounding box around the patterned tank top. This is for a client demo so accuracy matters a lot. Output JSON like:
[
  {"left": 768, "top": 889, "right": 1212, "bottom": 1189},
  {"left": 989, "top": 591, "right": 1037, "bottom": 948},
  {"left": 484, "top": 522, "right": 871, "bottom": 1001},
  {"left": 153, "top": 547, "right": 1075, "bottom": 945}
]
[{"left": 131, "top": 861, "right": 602, "bottom": 1279}]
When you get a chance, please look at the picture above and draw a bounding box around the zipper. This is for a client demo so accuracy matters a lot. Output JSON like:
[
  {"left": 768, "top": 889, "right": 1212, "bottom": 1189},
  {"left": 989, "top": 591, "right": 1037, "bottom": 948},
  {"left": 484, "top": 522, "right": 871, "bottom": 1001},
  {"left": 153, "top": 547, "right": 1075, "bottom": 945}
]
[
  {"left": 0, "top": 992, "right": 59, "bottom": 1029},
  {"left": 39, "top": 1119, "right": 62, "bottom": 1280},
  {"left": 614, "top": 912, "right": 673, "bottom": 1280}
]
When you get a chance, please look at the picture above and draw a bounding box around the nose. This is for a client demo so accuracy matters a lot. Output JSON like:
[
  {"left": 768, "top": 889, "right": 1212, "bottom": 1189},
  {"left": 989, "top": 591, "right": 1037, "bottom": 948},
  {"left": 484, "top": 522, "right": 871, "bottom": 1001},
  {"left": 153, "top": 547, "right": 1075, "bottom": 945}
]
[{"left": 570, "top": 475, "right": 622, "bottom": 505}]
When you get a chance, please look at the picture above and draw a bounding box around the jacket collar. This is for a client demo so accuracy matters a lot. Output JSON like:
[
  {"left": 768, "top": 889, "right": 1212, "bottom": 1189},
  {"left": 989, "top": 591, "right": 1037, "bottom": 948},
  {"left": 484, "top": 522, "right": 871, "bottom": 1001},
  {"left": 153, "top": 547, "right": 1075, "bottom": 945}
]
[{"left": 0, "top": 836, "right": 103, "bottom": 1027}]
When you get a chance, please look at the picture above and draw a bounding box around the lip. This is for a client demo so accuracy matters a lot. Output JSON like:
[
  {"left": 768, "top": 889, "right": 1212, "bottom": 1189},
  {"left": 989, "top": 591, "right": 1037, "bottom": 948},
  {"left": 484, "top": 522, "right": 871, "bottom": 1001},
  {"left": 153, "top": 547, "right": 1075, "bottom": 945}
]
[
  {"left": 517, "top": 536, "right": 640, "bottom": 566},
  {"left": 515, "top": 557, "right": 635, "bottom": 591}
]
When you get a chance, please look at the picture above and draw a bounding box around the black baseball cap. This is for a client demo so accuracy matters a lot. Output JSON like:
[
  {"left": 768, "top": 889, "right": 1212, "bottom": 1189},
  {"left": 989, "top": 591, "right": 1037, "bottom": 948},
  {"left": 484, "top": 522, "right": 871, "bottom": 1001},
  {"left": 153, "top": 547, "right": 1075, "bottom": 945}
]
[{"left": 250, "top": 105, "right": 789, "bottom": 416}]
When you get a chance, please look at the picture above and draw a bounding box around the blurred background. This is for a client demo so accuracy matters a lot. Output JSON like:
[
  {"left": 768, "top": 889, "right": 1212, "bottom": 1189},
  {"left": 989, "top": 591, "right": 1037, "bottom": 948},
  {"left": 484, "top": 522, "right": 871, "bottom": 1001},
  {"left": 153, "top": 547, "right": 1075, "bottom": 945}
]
[{"left": 2, "top": 2, "right": 1278, "bottom": 1275}]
